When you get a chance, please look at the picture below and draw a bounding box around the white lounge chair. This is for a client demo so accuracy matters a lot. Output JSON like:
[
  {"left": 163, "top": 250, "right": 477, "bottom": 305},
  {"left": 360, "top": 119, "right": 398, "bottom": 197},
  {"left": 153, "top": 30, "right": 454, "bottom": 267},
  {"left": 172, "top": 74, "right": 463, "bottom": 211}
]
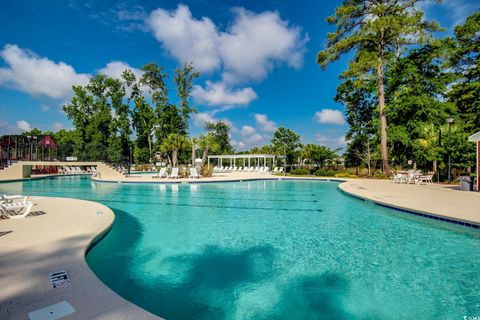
[
  {"left": 278, "top": 167, "right": 284, "bottom": 173},
  {"left": 153, "top": 168, "right": 167, "bottom": 179},
  {"left": 1, "top": 201, "right": 33, "bottom": 219},
  {"left": 391, "top": 173, "right": 403, "bottom": 183},
  {"left": 417, "top": 172, "right": 434, "bottom": 186},
  {"left": 1, "top": 194, "right": 28, "bottom": 203},
  {"left": 189, "top": 168, "right": 202, "bottom": 179},
  {"left": 262, "top": 167, "right": 270, "bottom": 174},
  {"left": 170, "top": 167, "right": 179, "bottom": 179}
]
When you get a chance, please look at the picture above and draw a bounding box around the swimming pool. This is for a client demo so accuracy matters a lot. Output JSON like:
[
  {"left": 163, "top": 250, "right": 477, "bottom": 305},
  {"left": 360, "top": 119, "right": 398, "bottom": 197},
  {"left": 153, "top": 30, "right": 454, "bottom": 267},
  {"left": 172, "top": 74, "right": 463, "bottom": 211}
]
[{"left": 1, "top": 176, "right": 479, "bottom": 319}]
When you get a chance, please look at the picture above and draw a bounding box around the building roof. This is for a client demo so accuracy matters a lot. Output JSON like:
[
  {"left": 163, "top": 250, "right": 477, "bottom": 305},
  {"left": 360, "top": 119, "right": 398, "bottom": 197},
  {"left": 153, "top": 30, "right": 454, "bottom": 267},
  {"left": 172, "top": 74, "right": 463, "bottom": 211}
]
[{"left": 468, "top": 131, "right": 480, "bottom": 142}]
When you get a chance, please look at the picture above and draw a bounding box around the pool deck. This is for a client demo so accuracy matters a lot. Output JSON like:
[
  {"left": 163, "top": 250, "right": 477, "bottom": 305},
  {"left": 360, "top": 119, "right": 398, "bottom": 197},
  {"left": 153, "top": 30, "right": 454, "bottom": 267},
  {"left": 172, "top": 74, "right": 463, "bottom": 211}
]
[
  {"left": 0, "top": 197, "right": 160, "bottom": 320},
  {"left": 339, "top": 179, "right": 480, "bottom": 226},
  {"left": 93, "top": 171, "right": 278, "bottom": 183},
  {"left": 1, "top": 174, "right": 479, "bottom": 319}
]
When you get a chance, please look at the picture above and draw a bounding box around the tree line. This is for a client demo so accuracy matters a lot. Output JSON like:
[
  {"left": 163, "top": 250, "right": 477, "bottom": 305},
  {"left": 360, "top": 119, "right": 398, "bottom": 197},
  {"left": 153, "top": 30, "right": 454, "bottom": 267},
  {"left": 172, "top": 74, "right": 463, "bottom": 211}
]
[{"left": 318, "top": 1, "right": 479, "bottom": 179}]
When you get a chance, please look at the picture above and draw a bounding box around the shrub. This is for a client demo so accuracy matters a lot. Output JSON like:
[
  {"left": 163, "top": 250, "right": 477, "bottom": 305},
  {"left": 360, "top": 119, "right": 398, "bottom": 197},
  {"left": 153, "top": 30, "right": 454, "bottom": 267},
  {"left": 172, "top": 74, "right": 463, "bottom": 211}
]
[
  {"left": 325, "top": 170, "right": 336, "bottom": 177},
  {"left": 315, "top": 169, "right": 327, "bottom": 176},
  {"left": 335, "top": 172, "right": 358, "bottom": 178},
  {"left": 290, "top": 168, "right": 310, "bottom": 175},
  {"left": 373, "top": 171, "right": 388, "bottom": 179},
  {"left": 201, "top": 165, "right": 214, "bottom": 177}
]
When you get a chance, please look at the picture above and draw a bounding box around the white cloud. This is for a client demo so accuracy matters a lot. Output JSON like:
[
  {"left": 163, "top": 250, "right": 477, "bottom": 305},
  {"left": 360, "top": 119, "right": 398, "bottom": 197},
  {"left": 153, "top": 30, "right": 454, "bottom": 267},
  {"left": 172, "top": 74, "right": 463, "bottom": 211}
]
[
  {"left": 98, "top": 61, "right": 143, "bottom": 80},
  {"left": 315, "top": 134, "right": 346, "bottom": 149},
  {"left": 0, "top": 120, "right": 21, "bottom": 135},
  {"left": 238, "top": 124, "right": 265, "bottom": 148},
  {"left": 417, "top": 0, "right": 476, "bottom": 28},
  {"left": 219, "top": 8, "right": 308, "bottom": 83},
  {"left": 40, "top": 104, "right": 51, "bottom": 112},
  {"left": 192, "top": 81, "right": 257, "bottom": 107},
  {"left": 314, "top": 109, "right": 346, "bottom": 125},
  {"left": 146, "top": 5, "right": 307, "bottom": 83},
  {"left": 52, "top": 122, "right": 64, "bottom": 131},
  {"left": 16, "top": 120, "right": 32, "bottom": 131},
  {"left": 0, "top": 44, "right": 90, "bottom": 99},
  {"left": 192, "top": 112, "right": 218, "bottom": 128},
  {"left": 147, "top": 5, "right": 221, "bottom": 73},
  {"left": 241, "top": 125, "right": 256, "bottom": 136},
  {"left": 254, "top": 113, "right": 276, "bottom": 132}
]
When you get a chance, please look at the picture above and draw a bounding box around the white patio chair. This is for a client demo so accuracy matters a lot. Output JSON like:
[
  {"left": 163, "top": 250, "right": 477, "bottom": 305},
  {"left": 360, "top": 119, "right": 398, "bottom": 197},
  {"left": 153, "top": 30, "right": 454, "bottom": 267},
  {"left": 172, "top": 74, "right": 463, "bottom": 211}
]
[
  {"left": 153, "top": 168, "right": 167, "bottom": 179},
  {"left": 1, "top": 201, "right": 33, "bottom": 219},
  {"left": 189, "top": 168, "right": 202, "bottom": 178},
  {"left": 1, "top": 194, "right": 28, "bottom": 203},
  {"left": 417, "top": 172, "right": 434, "bottom": 186},
  {"left": 170, "top": 167, "right": 179, "bottom": 179}
]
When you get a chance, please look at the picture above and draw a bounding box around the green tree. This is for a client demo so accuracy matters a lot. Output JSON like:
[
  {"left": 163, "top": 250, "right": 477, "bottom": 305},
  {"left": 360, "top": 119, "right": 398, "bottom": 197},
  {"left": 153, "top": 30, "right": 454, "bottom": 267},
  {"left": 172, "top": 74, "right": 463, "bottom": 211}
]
[
  {"left": 386, "top": 43, "right": 454, "bottom": 168},
  {"left": 160, "top": 133, "right": 189, "bottom": 167},
  {"left": 301, "top": 144, "right": 336, "bottom": 167},
  {"left": 317, "top": 0, "right": 442, "bottom": 173},
  {"left": 105, "top": 77, "right": 131, "bottom": 162},
  {"left": 174, "top": 62, "right": 200, "bottom": 134},
  {"left": 54, "top": 129, "right": 79, "bottom": 160},
  {"left": 198, "top": 133, "right": 220, "bottom": 172},
  {"left": 205, "top": 121, "right": 233, "bottom": 154},
  {"left": 190, "top": 137, "right": 198, "bottom": 166},
  {"left": 123, "top": 69, "right": 155, "bottom": 163},
  {"left": 63, "top": 74, "right": 114, "bottom": 161},
  {"left": 271, "top": 127, "right": 302, "bottom": 171},
  {"left": 447, "top": 12, "right": 480, "bottom": 134}
]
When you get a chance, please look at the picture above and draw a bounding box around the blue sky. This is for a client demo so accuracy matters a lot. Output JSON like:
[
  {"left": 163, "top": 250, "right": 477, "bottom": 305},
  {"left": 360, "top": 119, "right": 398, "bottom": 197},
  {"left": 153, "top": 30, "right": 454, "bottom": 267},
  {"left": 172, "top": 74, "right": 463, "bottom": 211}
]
[{"left": 0, "top": 0, "right": 478, "bottom": 150}]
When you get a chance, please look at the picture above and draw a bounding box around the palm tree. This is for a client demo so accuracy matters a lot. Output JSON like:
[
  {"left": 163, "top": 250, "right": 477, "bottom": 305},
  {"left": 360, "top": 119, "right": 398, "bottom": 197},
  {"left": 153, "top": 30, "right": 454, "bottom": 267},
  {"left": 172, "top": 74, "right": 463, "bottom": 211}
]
[
  {"left": 191, "top": 137, "right": 198, "bottom": 166},
  {"left": 198, "top": 133, "right": 220, "bottom": 172},
  {"left": 160, "top": 133, "right": 189, "bottom": 167}
]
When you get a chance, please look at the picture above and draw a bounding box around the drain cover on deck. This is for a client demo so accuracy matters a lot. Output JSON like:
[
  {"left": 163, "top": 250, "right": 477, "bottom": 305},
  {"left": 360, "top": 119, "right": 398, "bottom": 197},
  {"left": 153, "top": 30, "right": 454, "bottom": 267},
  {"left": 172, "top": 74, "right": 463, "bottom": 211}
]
[
  {"left": 49, "top": 271, "right": 70, "bottom": 289},
  {"left": 28, "top": 301, "right": 75, "bottom": 320}
]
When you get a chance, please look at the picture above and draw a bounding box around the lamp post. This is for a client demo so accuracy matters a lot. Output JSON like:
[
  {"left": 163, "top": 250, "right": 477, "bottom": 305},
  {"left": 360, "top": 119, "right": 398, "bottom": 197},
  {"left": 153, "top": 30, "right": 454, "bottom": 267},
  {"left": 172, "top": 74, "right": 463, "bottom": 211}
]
[{"left": 447, "top": 117, "right": 454, "bottom": 184}]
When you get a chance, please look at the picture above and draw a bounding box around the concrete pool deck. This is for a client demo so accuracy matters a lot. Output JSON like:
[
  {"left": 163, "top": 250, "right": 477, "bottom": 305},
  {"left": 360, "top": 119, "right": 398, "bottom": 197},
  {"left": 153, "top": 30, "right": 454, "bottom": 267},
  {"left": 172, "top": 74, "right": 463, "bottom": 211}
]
[
  {"left": 1, "top": 174, "right": 479, "bottom": 319},
  {"left": 0, "top": 197, "right": 160, "bottom": 320},
  {"left": 339, "top": 179, "right": 480, "bottom": 226}
]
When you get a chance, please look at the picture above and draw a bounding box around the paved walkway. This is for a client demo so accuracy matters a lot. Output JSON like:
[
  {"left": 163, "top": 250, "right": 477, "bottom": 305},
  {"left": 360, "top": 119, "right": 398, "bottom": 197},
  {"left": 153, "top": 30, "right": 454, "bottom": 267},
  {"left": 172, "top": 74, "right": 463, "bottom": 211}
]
[
  {"left": 0, "top": 197, "right": 159, "bottom": 320},
  {"left": 339, "top": 179, "right": 480, "bottom": 225}
]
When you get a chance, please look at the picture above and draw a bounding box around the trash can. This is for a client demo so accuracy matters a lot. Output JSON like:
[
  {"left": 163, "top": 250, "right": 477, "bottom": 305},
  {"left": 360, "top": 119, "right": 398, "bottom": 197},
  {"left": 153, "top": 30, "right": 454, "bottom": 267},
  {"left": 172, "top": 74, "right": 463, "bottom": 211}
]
[{"left": 459, "top": 176, "right": 474, "bottom": 191}]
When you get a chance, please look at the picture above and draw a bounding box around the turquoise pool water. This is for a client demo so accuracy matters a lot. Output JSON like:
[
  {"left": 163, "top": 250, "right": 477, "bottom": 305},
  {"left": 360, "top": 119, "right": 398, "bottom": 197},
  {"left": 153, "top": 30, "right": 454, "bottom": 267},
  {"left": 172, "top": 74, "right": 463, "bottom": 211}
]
[{"left": 1, "top": 176, "right": 479, "bottom": 319}]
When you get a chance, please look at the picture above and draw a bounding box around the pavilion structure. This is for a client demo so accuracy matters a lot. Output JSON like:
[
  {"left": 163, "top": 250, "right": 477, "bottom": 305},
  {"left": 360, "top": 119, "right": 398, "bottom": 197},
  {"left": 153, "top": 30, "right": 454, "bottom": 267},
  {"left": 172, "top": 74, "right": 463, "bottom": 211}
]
[
  {"left": 468, "top": 131, "right": 480, "bottom": 192},
  {"left": 207, "top": 154, "right": 283, "bottom": 169}
]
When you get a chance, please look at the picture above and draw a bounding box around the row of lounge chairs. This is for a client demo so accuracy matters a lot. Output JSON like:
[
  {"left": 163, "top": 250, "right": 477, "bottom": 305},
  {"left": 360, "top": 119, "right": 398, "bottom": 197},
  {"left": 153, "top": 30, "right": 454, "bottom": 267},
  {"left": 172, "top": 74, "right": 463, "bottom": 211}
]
[
  {"left": 391, "top": 170, "right": 434, "bottom": 185},
  {"left": 213, "top": 166, "right": 283, "bottom": 174},
  {"left": 152, "top": 167, "right": 202, "bottom": 179},
  {"left": 59, "top": 166, "right": 97, "bottom": 174},
  {"left": 0, "top": 194, "right": 33, "bottom": 219}
]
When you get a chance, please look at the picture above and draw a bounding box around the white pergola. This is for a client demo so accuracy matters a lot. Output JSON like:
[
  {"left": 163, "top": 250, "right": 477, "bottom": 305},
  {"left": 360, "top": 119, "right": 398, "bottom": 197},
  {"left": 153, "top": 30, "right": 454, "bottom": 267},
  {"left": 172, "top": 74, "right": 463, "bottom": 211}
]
[
  {"left": 468, "top": 131, "right": 480, "bottom": 192},
  {"left": 207, "top": 154, "right": 283, "bottom": 168}
]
